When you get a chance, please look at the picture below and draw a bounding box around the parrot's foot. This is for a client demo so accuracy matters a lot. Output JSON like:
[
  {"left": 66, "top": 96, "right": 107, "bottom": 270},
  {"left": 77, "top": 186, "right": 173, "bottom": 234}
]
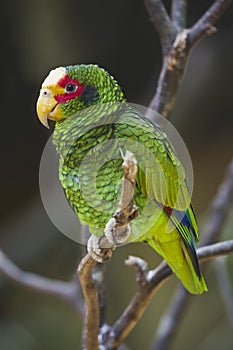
[
  {"left": 87, "top": 188, "right": 138, "bottom": 262},
  {"left": 104, "top": 217, "right": 132, "bottom": 245},
  {"left": 87, "top": 234, "right": 115, "bottom": 263}
]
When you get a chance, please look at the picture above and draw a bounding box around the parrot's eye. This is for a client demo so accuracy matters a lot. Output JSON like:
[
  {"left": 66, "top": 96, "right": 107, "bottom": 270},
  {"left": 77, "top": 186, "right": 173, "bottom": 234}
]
[{"left": 65, "top": 83, "right": 77, "bottom": 93}]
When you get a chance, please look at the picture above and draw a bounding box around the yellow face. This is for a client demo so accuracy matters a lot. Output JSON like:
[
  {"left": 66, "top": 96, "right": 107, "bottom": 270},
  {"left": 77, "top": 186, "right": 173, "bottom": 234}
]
[
  {"left": 37, "top": 64, "right": 125, "bottom": 128},
  {"left": 36, "top": 67, "right": 66, "bottom": 128}
]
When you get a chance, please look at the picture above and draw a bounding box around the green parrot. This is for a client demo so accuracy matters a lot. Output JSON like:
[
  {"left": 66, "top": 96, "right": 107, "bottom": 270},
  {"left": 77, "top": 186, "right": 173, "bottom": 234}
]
[{"left": 36, "top": 64, "right": 207, "bottom": 294}]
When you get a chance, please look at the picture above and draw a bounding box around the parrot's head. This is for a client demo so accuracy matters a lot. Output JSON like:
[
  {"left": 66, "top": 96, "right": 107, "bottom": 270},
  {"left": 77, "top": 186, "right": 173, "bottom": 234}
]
[{"left": 36, "top": 64, "right": 125, "bottom": 128}]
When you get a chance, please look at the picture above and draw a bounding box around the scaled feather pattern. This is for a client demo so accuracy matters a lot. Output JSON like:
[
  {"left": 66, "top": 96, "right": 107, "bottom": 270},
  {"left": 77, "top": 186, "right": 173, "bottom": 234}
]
[{"left": 37, "top": 64, "right": 207, "bottom": 294}]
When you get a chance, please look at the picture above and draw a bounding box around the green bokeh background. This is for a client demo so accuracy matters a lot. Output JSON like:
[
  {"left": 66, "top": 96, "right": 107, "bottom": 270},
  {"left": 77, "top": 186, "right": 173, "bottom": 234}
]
[{"left": 0, "top": 1, "right": 233, "bottom": 349}]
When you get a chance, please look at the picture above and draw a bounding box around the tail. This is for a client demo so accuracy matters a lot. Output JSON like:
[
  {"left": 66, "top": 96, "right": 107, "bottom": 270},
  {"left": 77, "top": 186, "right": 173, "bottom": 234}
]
[
  {"left": 158, "top": 205, "right": 208, "bottom": 294},
  {"left": 148, "top": 237, "right": 207, "bottom": 294},
  {"left": 178, "top": 239, "right": 207, "bottom": 294}
]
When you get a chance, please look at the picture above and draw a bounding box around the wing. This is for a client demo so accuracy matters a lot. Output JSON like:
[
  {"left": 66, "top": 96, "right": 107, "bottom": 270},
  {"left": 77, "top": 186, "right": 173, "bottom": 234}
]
[{"left": 115, "top": 108, "right": 192, "bottom": 212}]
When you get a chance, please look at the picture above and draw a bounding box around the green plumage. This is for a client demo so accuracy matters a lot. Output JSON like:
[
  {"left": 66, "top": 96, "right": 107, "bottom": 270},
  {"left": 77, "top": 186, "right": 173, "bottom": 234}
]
[{"left": 49, "top": 64, "right": 207, "bottom": 294}]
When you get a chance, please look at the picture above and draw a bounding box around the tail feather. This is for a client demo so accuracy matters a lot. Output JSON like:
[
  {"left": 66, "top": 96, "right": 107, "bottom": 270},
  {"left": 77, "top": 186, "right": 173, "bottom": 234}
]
[
  {"left": 148, "top": 237, "right": 207, "bottom": 294},
  {"left": 157, "top": 205, "right": 207, "bottom": 294},
  {"left": 180, "top": 239, "right": 207, "bottom": 294}
]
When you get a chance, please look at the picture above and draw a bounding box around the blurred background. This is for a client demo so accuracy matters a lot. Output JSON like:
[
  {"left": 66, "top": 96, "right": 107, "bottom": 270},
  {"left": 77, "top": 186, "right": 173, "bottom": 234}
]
[{"left": 0, "top": 0, "right": 233, "bottom": 349}]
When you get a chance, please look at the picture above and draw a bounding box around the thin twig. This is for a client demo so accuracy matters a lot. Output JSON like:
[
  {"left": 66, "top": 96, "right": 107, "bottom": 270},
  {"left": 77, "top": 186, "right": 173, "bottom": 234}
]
[
  {"left": 148, "top": 29, "right": 189, "bottom": 119},
  {"left": 147, "top": 0, "right": 232, "bottom": 120},
  {"left": 106, "top": 240, "right": 233, "bottom": 348},
  {"left": 111, "top": 261, "right": 170, "bottom": 349},
  {"left": 198, "top": 240, "right": 233, "bottom": 261},
  {"left": 0, "top": 248, "right": 84, "bottom": 315},
  {"left": 171, "top": 0, "right": 187, "bottom": 30},
  {"left": 187, "top": 0, "right": 233, "bottom": 47},
  {"left": 144, "top": 0, "right": 177, "bottom": 55}
]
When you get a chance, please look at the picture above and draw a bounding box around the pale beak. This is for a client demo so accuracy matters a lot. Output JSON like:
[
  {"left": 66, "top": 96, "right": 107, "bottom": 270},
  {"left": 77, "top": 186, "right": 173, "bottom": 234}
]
[{"left": 36, "top": 88, "right": 62, "bottom": 129}]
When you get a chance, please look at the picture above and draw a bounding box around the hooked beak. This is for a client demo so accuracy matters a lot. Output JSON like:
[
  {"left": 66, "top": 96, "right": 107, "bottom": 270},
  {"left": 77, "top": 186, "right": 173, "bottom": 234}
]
[{"left": 36, "top": 88, "right": 63, "bottom": 129}]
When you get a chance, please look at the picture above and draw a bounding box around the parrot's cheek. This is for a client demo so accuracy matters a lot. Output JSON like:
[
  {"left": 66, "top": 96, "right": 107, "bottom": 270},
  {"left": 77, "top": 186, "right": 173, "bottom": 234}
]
[{"left": 48, "top": 104, "right": 63, "bottom": 121}]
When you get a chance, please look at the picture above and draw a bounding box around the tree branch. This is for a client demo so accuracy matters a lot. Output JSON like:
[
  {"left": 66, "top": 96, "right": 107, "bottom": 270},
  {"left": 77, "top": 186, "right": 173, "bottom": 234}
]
[
  {"left": 150, "top": 157, "right": 233, "bottom": 350},
  {"left": 77, "top": 2, "right": 233, "bottom": 348},
  {"left": 171, "top": 0, "right": 187, "bottom": 30},
  {"left": 148, "top": 28, "right": 190, "bottom": 119},
  {"left": 103, "top": 149, "right": 233, "bottom": 349},
  {"left": 5, "top": 3, "right": 230, "bottom": 350},
  {"left": 104, "top": 151, "right": 139, "bottom": 246},
  {"left": 1, "top": 239, "right": 233, "bottom": 349},
  {"left": 144, "top": 1, "right": 233, "bottom": 345},
  {"left": 1, "top": 155, "right": 232, "bottom": 350},
  {"left": 147, "top": 0, "right": 232, "bottom": 120},
  {"left": 110, "top": 259, "right": 169, "bottom": 349},
  {"left": 151, "top": 287, "right": 189, "bottom": 350},
  {"left": 151, "top": 239, "right": 233, "bottom": 350},
  {"left": 106, "top": 240, "right": 233, "bottom": 348},
  {"left": 92, "top": 263, "right": 108, "bottom": 327},
  {"left": 201, "top": 156, "right": 233, "bottom": 245},
  {"left": 0, "top": 248, "right": 84, "bottom": 315},
  {"left": 214, "top": 257, "right": 233, "bottom": 328},
  {"left": 86, "top": 150, "right": 139, "bottom": 263},
  {"left": 77, "top": 151, "right": 138, "bottom": 350},
  {"left": 197, "top": 240, "right": 233, "bottom": 260},
  {"left": 78, "top": 253, "right": 99, "bottom": 350},
  {"left": 188, "top": 0, "right": 233, "bottom": 47},
  {"left": 80, "top": 2, "right": 233, "bottom": 348},
  {"left": 144, "top": 0, "right": 177, "bottom": 55}
]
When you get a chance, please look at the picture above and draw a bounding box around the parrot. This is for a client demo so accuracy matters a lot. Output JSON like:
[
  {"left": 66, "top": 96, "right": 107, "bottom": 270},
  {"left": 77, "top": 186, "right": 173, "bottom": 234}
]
[{"left": 36, "top": 64, "right": 207, "bottom": 294}]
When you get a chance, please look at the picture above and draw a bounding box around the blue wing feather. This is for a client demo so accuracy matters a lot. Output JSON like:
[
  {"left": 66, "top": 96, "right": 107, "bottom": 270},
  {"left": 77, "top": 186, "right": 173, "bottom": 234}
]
[{"left": 163, "top": 205, "right": 201, "bottom": 279}]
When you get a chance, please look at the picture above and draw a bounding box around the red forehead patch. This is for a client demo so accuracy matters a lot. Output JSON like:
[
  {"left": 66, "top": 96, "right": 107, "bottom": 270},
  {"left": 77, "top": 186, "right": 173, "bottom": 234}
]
[{"left": 55, "top": 74, "right": 85, "bottom": 103}]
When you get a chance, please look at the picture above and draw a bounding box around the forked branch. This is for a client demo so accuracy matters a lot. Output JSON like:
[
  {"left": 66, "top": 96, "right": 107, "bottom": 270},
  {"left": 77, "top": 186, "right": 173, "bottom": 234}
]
[
  {"left": 145, "top": 0, "right": 233, "bottom": 119},
  {"left": 77, "top": 151, "right": 138, "bottom": 350}
]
